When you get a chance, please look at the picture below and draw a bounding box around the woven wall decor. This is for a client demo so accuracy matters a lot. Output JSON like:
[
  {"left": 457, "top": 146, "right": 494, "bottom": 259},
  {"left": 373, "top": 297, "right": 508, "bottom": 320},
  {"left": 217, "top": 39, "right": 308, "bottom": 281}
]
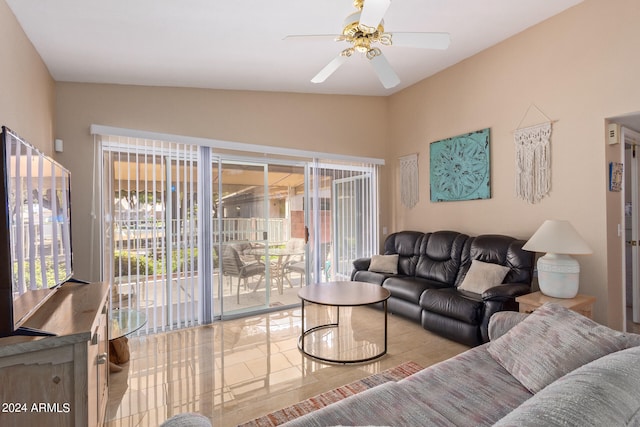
[
  {"left": 399, "top": 153, "right": 419, "bottom": 209},
  {"left": 514, "top": 121, "right": 552, "bottom": 203}
]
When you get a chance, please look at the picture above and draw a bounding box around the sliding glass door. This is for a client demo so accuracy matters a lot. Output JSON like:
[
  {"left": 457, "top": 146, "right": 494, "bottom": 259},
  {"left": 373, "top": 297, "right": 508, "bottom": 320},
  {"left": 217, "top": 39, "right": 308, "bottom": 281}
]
[
  {"left": 97, "top": 131, "right": 379, "bottom": 331},
  {"left": 213, "top": 159, "right": 308, "bottom": 317}
]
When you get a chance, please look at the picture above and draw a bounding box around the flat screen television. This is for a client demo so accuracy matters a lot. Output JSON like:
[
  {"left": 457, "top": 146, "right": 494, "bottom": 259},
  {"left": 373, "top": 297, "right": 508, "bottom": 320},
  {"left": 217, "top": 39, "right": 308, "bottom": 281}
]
[{"left": 0, "top": 126, "right": 73, "bottom": 337}]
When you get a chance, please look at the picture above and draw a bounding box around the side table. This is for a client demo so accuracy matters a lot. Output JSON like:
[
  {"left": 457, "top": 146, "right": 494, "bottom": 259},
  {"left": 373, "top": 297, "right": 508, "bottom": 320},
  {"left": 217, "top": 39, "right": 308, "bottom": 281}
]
[
  {"left": 298, "top": 281, "right": 390, "bottom": 364},
  {"left": 109, "top": 309, "right": 147, "bottom": 372},
  {"left": 516, "top": 291, "right": 596, "bottom": 319}
]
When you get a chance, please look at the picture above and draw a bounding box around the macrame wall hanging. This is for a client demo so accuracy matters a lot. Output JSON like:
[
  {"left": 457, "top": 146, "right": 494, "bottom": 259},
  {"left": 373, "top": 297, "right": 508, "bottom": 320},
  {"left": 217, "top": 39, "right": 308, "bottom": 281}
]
[
  {"left": 514, "top": 104, "right": 555, "bottom": 204},
  {"left": 399, "top": 153, "right": 419, "bottom": 209}
]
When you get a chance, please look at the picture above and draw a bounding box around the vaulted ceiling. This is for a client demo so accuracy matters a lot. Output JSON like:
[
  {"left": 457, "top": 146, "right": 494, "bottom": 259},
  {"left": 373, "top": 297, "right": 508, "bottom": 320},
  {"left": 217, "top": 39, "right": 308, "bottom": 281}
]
[{"left": 7, "top": 0, "right": 583, "bottom": 96}]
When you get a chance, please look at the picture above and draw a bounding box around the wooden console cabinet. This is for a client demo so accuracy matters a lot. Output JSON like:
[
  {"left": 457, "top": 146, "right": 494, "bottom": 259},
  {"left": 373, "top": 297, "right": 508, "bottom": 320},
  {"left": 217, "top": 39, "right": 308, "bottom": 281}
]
[{"left": 0, "top": 282, "right": 109, "bottom": 427}]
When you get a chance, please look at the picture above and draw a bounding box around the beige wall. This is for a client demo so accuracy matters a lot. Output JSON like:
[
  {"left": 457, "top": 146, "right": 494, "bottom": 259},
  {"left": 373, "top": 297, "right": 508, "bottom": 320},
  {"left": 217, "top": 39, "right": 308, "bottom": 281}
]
[
  {"left": 54, "top": 83, "right": 389, "bottom": 281},
  {"left": 387, "top": 0, "right": 640, "bottom": 327},
  {"left": 0, "top": 0, "right": 55, "bottom": 153}
]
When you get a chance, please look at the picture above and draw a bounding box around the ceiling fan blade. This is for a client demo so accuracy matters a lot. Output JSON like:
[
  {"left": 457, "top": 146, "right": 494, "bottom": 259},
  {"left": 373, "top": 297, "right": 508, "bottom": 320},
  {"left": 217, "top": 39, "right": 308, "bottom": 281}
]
[
  {"left": 369, "top": 52, "right": 400, "bottom": 89},
  {"left": 391, "top": 32, "right": 451, "bottom": 50},
  {"left": 359, "top": 0, "right": 391, "bottom": 32},
  {"left": 311, "top": 54, "right": 350, "bottom": 83}
]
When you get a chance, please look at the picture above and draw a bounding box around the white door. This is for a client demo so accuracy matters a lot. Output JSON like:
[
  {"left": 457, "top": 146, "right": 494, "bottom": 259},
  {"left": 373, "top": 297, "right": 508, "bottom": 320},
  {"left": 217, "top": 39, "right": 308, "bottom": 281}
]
[
  {"left": 624, "top": 126, "right": 640, "bottom": 324},
  {"left": 308, "top": 161, "right": 379, "bottom": 283}
]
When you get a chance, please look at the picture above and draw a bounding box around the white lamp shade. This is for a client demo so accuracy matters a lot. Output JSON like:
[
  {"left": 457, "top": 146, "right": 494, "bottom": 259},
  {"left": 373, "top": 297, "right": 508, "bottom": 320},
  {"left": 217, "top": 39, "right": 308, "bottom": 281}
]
[{"left": 522, "top": 220, "right": 592, "bottom": 255}]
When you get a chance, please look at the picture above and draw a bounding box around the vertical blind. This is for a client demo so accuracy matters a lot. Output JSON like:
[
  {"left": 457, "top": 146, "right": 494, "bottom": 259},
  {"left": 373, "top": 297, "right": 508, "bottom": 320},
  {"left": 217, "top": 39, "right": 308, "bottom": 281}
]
[
  {"left": 95, "top": 128, "right": 381, "bottom": 333},
  {"left": 100, "top": 135, "right": 201, "bottom": 333}
]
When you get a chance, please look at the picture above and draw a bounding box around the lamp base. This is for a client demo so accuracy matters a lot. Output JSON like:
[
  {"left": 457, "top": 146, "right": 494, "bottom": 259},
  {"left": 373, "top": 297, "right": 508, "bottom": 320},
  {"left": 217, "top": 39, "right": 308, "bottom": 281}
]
[{"left": 537, "top": 253, "right": 580, "bottom": 299}]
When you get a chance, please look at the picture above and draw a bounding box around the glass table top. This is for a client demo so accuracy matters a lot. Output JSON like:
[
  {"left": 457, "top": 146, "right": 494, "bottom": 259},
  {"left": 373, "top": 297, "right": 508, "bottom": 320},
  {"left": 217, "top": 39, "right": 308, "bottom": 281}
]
[{"left": 110, "top": 308, "right": 147, "bottom": 340}]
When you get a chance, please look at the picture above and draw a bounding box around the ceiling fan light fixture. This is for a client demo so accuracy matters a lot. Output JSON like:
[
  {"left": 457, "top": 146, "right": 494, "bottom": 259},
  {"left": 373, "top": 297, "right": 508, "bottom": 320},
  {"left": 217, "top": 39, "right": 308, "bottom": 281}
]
[
  {"left": 379, "top": 33, "right": 392, "bottom": 46},
  {"left": 358, "top": 22, "right": 380, "bottom": 35},
  {"left": 354, "top": 37, "right": 371, "bottom": 53},
  {"left": 340, "top": 48, "right": 355, "bottom": 57},
  {"left": 366, "top": 47, "right": 381, "bottom": 60}
]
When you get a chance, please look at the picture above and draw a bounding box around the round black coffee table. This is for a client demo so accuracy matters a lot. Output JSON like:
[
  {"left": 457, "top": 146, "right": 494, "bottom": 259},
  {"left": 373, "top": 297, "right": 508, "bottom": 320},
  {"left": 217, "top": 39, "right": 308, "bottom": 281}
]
[{"left": 298, "top": 281, "right": 390, "bottom": 364}]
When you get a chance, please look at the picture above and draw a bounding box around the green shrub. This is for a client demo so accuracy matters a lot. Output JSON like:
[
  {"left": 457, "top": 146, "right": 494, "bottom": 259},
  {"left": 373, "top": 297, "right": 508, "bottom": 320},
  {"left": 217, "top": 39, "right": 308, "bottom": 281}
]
[
  {"left": 113, "top": 251, "right": 157, "bottom": 277},
  {"left": 13, "top": 259, "right": 69, "bottom": 290},
  {"left": 171, "top": 247, "right": 198, "bottom": 273},
  {"left": 113, "top": 248, "right": 199, "bottom": 277}
]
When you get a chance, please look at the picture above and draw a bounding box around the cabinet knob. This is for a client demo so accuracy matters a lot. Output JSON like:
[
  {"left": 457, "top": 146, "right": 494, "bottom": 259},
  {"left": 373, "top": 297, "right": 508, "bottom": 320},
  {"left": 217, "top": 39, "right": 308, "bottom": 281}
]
[{"left": 97, "top": 353, "right": 108, "bottom": 365}]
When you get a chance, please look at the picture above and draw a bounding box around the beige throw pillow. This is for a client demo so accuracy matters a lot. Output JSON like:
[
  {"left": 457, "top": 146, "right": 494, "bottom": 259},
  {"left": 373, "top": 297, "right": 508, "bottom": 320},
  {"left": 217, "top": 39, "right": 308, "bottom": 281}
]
[
  {"left": 487, "top": 302, "right": 630, "bottom": 393},
  {"left": 368, "top": 254, "right": 399, "bottom": 274},
  {"left": 458, "top": 259, "right": 510, "bottom": 294}
]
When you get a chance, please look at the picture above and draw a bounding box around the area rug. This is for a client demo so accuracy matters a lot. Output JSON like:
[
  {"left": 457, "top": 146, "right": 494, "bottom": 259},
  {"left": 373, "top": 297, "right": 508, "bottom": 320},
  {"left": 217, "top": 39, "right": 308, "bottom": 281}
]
[{"left": 238, "top": 361, "right": 423, "bottom": 427}]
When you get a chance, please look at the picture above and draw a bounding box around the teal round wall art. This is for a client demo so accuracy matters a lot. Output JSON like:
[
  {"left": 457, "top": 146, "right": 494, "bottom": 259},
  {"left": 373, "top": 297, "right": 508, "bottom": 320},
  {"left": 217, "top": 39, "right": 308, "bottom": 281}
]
[{"left": 430, "top": 128, "right": 491, "bottom": 202}]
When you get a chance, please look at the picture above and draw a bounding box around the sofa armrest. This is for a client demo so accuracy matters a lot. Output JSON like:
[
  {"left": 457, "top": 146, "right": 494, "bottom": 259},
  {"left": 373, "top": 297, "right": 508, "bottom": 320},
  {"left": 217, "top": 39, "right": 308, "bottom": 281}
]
[
  {"left": 482, "top": 283, "right": 530, "bottom": 302},
  {"left": 352, "top": 257, "right": 371, "bottom": 272},
  {"left": 351, "top": 257, "right": 372, "bottom": 281},
  {"left": 488, "top": 311, "right": 528, "bottom": 341}
]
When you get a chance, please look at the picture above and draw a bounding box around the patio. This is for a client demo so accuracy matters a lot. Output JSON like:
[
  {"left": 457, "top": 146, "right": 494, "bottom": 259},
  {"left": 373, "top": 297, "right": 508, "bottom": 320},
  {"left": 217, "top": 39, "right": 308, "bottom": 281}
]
[{"left": 112, "top": 270, "right": 306, "bottom": 334}]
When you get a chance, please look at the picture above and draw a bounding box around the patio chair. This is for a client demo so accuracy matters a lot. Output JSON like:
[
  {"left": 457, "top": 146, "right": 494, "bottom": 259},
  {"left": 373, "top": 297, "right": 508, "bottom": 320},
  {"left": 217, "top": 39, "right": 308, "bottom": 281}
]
[
  {"left": 283, "top": 260, "right": 305, "bottom": 287},
  {"left": 220, "top": 245, "right": 265, "bottom": 303},
  {"left": 230, "top": 240, "right": 263, "bottom": 264},
  {"left": 282, "top": 238, "right": 305, "bottom": 287}
]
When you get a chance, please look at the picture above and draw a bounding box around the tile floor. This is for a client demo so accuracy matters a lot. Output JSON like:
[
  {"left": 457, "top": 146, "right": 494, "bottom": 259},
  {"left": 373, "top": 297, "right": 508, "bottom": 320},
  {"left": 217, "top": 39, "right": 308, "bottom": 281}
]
[{"left": 105, "top": 304, "right": 469, "bottom": 427}]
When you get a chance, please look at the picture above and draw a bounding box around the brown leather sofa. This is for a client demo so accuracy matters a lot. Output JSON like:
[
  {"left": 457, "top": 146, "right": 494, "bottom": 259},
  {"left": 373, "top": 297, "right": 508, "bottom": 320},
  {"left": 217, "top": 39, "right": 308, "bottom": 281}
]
[{"left": 351, "top": 230, "right": 535, "bottom": 346}]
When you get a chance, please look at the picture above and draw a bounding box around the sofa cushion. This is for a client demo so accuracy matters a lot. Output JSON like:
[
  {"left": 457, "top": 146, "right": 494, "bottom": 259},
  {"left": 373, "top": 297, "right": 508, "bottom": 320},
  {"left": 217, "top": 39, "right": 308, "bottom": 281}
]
[
  {"left": 161, "top": 413, "right": 212, "bottom": 427},
  {"left": 351, "top": 270, "right": 388, "bottom": 286},
  {"left": 286, "top": 343, "right": 535, "bottom": 427},
  {"left": 382, "top": 231, "right": 424, "bottom": 276},
  {"left": 368, "top": 254, "right": 398, "bottom": 274},
  {"left": 420, "top": 288, "right": 483, "bottom": 324},
  {"left": 280, "top": 381, "right": 455, "bottom": 427},
  {"left": 487, "top": 302, "right": 630, "bottom": 393},
  {"left": 493, "top": 345, "right": 640, "bottom": 427},
  {"left": 458, "top": 259, "right": 510, "bottom": 294},
  {"left": 414, "top": 231, "right": 468, "bottom": 285},
  {"left": 456, "top": 234, "right": 533, "bottom": 287},
  {"left": 488, "top": 311, "right": 529, "bottom": 341},
  {"left": 398, "top": 343, "right": 533, "bottom": 426},
  {"left": 383, "top": 276, "right": 443, "bottom": 303}
]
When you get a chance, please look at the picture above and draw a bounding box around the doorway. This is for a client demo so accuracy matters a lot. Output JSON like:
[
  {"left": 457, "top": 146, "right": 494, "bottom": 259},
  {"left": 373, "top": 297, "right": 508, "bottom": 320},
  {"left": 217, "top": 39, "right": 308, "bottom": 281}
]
[
  {"left": 212, "top": 159, "right": 309, "bottom": 317},
  {"left": 622, "top": 125, "right": 640, "bottom": 333}
]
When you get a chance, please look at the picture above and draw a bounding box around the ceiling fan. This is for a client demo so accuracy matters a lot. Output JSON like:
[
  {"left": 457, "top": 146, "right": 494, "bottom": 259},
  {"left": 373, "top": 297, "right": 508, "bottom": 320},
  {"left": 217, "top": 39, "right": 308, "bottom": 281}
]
[{"left": 286, "top": 0, "right": 451, "bottom": 89}]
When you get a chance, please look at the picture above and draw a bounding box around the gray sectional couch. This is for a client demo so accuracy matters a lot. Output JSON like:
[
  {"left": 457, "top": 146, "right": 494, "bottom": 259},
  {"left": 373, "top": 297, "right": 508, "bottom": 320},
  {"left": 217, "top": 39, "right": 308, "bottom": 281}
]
[{"left": 282, "top": 303, "right": 640, "bottom": 427}]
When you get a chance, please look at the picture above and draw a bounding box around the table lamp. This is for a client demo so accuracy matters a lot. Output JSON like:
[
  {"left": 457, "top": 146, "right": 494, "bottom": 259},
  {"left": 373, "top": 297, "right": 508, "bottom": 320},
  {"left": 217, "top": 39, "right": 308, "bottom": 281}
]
[{"left": 522, "top": 220, "right": 592, "bottom": 298}]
